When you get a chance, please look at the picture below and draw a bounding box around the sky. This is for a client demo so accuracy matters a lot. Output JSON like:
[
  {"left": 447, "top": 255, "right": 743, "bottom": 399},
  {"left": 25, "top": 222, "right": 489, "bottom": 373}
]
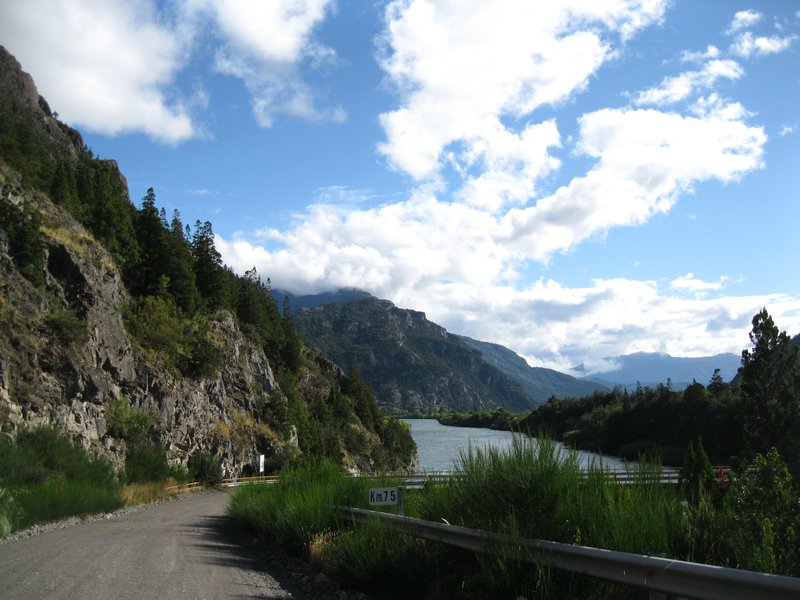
[{"left": 1, "top": 0, "right": 799, "bottom": 375}]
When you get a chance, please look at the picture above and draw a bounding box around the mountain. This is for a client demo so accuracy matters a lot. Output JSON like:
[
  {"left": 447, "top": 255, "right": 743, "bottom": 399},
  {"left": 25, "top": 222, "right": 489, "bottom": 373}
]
[
  {"left": 456, "top": 336, "right": 607, "bottom": 401},
  {"left": 293, "top": 295, "right": 537, "bottom": 414},
  {"left": 572, "top": 351, "right": 741, "bottom": 390},
  {"left": 0, "top": 46, "right": 415, "bottom": 475}
]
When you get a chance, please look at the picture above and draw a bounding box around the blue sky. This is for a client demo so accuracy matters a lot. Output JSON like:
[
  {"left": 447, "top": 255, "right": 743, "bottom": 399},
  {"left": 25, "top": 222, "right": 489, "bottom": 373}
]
[{"left": 1, "top": 1, "right": 798, "bottom": 374}]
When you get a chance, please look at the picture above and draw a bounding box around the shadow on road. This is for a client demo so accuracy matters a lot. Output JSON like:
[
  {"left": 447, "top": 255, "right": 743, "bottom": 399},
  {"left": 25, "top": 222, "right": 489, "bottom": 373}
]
[{"left": 185, "top": 512, "right": 352, "bottom": 599}]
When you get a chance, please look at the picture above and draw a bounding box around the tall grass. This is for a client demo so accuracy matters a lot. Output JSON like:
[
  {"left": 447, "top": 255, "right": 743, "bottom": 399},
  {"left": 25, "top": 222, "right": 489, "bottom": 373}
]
[
  {"left": 229, "top": 460, "right": 374, "bottom": 553},
  {"left": 0, "top": 427, "right": 123, "bottom": 532},
  {"left": 230, "top": 436, "right": 688, "bottom": 598}
]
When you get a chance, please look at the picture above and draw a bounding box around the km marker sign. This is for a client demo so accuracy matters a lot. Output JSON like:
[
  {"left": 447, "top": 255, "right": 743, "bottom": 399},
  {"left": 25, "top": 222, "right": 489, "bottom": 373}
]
[{"left": 368, "top": 486, "right": 404, "bottom": 514}]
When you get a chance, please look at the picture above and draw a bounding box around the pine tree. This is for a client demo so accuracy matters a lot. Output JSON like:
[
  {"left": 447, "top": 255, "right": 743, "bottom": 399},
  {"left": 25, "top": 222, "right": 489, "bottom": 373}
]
[
  {"left": 740, "top": 308, "right": 800, "bottom": 475},
  {"left": 164, "top": 210, "right": 198, "bottom": 314},
  {"left": 191, "top": 220, "right": 227, "bottom": 309}
]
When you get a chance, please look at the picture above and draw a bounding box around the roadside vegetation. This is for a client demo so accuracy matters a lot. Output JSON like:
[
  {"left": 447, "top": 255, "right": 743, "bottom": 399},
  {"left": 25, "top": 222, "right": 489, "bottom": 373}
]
[
  {"left": 229, "top": 309, "right": 799, "bottom": 597},
  {"left": 230, "top": 434, "right": 799, "bottom": 599},
  {"left": 0, "top": 426, "right": 224, "bottom": 537}
]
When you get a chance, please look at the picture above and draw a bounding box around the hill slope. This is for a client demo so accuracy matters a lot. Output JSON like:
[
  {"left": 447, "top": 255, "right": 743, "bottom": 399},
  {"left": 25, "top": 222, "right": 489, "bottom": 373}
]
[
  {"left": 457, "top": 336, "right": 607, "bottom": 401},
  {"left": 294, "top": 296, "right": 536, "bottom": 414}
]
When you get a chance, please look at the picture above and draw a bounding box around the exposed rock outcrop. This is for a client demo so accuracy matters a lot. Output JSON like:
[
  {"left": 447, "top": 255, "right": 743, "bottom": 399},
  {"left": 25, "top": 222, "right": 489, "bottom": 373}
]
[{"left": 0, "top": 165, "right": 287, "bottom": 475}]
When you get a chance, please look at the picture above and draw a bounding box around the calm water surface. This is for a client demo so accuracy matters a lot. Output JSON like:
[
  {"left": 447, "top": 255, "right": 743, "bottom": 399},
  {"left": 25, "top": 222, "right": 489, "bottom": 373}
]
[{"left": 403, "top": 418, "right": 627, "bottom": 472}]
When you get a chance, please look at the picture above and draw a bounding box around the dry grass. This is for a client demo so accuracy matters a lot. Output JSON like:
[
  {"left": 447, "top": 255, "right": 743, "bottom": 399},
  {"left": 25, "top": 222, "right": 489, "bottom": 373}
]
[
  {"left": 120, "top": 480, "right": 179, "bottom": 505},
  {"left": 307, "top": 529, "right": 337, "bottom": 568}
]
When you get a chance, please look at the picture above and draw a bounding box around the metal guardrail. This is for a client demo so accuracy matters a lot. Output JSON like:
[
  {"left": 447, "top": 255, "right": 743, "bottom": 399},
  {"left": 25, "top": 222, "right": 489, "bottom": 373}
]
[{"left": 339, "top": 506, "right": 800, "bottom": 600}]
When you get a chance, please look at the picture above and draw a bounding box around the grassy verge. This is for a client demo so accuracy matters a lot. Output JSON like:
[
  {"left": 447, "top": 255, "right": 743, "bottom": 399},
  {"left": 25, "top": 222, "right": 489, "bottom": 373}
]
[
  {"left": 229, "top": 437, "right": 688, "bottom": 598},
  {"left": 0, "top": 427, "right": 123, "bottom": 532},
  {"left": 0, "top": 427, "right": 213, "bottom": 536}
]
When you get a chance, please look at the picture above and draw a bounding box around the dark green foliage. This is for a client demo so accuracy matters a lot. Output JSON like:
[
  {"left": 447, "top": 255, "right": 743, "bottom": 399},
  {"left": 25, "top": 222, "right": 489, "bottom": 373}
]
[
  {"left": 280, "top": 295, "right": 302, "bottom": 371},
  {"left": 184, "top": 319, "right": 221, "bottom": 378},
  {"left": 106, "top": 397, "right": 150, "bottom": 442},
  {"left": 188, "top": 450, "right": 222, "bottom": 486},
  {"left": 684, "top": 448, "right": 800, "bottom": 576},
  {"left": 123, "top": 296, "right": 221, "bottom": 379},
  {"left": 0, "top": 102, "right": 58, "bottom": 190},
  {"left": 124, "top": 440, "right": 170, "bottom": 484},
  {"left": 518, "top": 381, "right": 743, "bottom": 466},
  {"left": 374, "top": 418, "right": 417, "bottom": 471},
  {"left": 235, "top": 269, "right": 285, "bottom": 361},
  {"left": 131, "top": 187, "right": 168, "bottom": 296},
  {"left": 739, "top": 309, "right": 800, "bottom": 475},
  {"left": 342, "top": 369, "right": 379, "bottom": 431},
  {"left": 680, "top": 438, "right": 715, "bottom": 504},
  {"left": 0, "top": 427, "right": 122, "bottom": 530},
  {"left": 75, "top": 156, "right": 140, "bottom": 271},
  {"left": 165, "top": 209, "right": 198, "bottom": 314},
  {"left": 0, "top": 193, "right": 44, "bottom": 286},
  {"left": 192, "top": 220, "right": 229, "bottom": 309},
  {"left": 0, "top": 427, "right": 118, "bottom": 488}
]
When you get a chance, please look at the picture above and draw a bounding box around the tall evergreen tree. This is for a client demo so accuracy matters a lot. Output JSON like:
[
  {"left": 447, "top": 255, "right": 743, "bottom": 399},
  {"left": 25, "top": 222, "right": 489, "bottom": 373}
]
[
  {"left": 192, "top": 220, "right": 228, "bottom": 309},
  {"left": 740, "top": 308, "right": 800, "bottom": 475},
  {"left": 164, "top": 210, "right": 198, "bottom": 314},
  {"left": 133, "top": 187, "right": 169, "bottom": 296}
]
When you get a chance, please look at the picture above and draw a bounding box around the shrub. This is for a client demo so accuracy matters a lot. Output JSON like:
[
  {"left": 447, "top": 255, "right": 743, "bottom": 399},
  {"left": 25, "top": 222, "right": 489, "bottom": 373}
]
[
  {"left": 0, "top": 194, "right": 44, "bottom": 286},
  {"left": 188, "top": 450, "right": 222, "bottom": 487},
  {"left": 124, "top": 440, "right": 170, "bottom": 484}
]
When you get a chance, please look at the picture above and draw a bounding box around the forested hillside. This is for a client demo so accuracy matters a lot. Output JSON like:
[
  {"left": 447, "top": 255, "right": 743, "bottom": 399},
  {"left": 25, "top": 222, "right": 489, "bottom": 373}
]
[
  {"left": 294, "top": 295, "right": 536, "bottom": 414},
  {"left": 0, "top": 45, "right": 415, "bottom": 476},
  {"left": 446, "top": 309, "right": 800, "bottom": 476}
]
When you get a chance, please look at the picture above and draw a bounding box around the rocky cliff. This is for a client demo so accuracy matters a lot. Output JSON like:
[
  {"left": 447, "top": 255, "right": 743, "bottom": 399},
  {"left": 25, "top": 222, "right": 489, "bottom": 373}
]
[{"left": 0, "top": 162, "right": 286, "bottom": 475}]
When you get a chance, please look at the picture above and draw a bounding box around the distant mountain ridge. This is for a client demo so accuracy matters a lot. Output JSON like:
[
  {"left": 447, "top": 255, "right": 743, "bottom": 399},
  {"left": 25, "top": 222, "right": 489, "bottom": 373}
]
[
  {"left": 572, "top": 351, "right": 741, "bottom": 390},
  {"left": 293, "top": 295, "right": 537, "bottom": 414},
  {"left": 288, "top": 291, "right": 612, "bottom": 412},
  {"left": 456, "top": 335, "right": 607, "bottom": 401}
]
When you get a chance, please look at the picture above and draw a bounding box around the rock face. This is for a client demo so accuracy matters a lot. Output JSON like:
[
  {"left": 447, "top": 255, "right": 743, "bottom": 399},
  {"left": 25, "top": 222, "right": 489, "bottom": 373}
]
[
  {"left": 0, "top": 44, "right": 298, "bottom": 475},
  {"left": 294, "top": 296, "right": 536, "bottom": 414},
  {"left": 0, "top": 165, "right": 285, "bottom": 474}
]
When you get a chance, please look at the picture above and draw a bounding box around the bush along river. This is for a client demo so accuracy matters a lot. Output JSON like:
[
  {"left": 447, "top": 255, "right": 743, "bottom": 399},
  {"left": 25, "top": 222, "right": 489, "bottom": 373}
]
[{"left": 403, "top": 418, "right": 627, "bottom": 472}]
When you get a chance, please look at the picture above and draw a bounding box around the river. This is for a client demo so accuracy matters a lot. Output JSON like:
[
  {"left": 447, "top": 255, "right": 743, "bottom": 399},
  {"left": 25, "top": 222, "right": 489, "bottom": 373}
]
[{"left": 403, "top": 418, "right": 627, "bottom": 472}]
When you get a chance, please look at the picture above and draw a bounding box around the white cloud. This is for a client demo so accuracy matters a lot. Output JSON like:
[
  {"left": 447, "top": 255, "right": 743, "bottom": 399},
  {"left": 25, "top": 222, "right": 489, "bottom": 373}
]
[
  {"left": 671, "top": 273, "right": 729, "bottom": 297},
  {"left": 502, "top": 106, "right": 765, "bottom": 260},
  {"left": 729, "top": 32, "right": 796, "bottom": 58},
  {"left": 779, "top": 124, "right": 796, "bottom": 137},
  {"left": 635, "top": 59, "right": 744, "bottom": 106},
  {"left": 0, "top": 0, "right": 196, "bottom": 143},
  {"left": 680, "top": 45, "right": 720, "bottom": 63},
  {"left": 203, "top": 0, "right": 342, "bottom": 127},
  {"left": 213, "top": 2, "right": 776, "bottom": 370},
  {"left": 727, "top": 10, "right": 762, "bottom": 34},
  {"left": 376, "top": 0, "right": 668, "bottom": 199}
]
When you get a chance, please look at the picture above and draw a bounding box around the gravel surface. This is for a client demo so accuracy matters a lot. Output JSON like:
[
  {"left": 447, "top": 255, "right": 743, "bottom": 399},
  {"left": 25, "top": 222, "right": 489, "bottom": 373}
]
[{"left": 0, "top": 490, "right": 370, "bottom": 599}]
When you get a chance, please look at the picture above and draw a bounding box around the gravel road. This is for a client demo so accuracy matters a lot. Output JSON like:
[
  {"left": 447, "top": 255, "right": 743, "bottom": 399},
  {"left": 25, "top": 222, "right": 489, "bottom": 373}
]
[{"left": 0, "top": 491, "right": 365, "bottom": 600}]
